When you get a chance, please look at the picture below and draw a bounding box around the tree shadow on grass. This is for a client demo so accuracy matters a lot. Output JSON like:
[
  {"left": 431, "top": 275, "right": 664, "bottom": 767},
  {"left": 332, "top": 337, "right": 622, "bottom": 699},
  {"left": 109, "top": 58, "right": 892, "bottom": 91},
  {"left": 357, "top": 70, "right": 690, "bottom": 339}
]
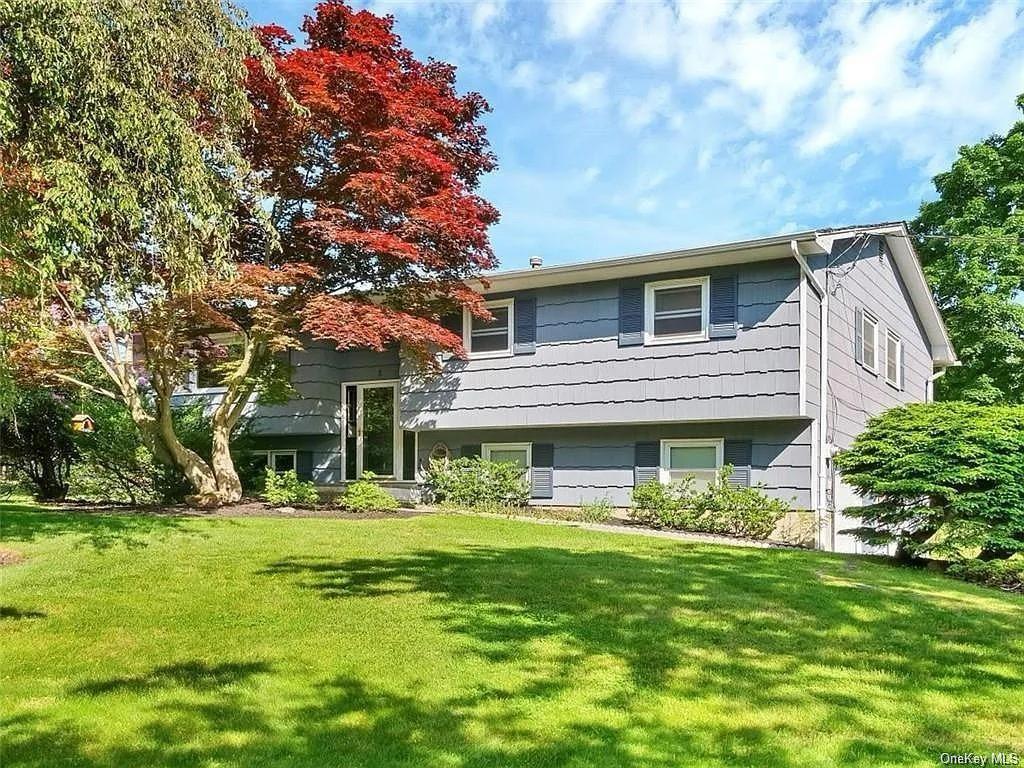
[
  {"left": 0, "top": 506, "right": 203, "bottom": 550},
  {"left": 72, "top": 660, "right": 272, "bottom": 696},
  {"left": 0, "top": 606, "right": 46, "bottom": 620},
  {"left": 258, "top": 544, "right": 1024, "bottom": 760}
]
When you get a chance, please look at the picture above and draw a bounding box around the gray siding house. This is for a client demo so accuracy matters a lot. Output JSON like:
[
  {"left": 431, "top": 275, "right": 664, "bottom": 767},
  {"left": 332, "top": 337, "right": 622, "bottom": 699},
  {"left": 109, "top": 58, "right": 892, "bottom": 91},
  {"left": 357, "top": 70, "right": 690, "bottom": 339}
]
[{"left": 182, "top": 222, "right": 955, "bottom": 551}]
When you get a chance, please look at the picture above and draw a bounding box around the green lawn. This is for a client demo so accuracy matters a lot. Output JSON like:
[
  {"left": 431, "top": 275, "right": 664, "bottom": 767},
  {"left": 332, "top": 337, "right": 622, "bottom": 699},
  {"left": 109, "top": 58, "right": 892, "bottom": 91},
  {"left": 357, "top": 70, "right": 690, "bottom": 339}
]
[{"left": 1, "top": 502, "right": 1022, "bottom": 768}]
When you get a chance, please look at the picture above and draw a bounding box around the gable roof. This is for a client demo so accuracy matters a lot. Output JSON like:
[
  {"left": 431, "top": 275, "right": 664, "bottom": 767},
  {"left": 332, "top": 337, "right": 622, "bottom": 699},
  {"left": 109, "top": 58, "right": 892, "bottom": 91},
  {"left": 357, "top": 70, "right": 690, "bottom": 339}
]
[{"left": 479, "top": 221, "right": 956, "bottom": 367}]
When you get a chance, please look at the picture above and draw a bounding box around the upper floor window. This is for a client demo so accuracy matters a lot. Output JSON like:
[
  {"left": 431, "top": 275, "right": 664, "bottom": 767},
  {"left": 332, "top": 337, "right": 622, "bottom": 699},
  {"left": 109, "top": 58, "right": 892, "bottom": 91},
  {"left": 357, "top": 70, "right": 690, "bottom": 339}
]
[
  {"left": 190, "top": 332, "right": 244, "bottom": 390},
  {"left": 885, "top": 330, "right": 902, "bottom": 388},
  {"left": 859, "top": 310, "right": 878, "bottom": 372},
  {"left": 660, "top": 438, "right": 722, "bottom": 490},
  {"left": 644, "top": 277, "right": 709, "bottom": 345},
  {"left": 464, "top": 298, "right": 513, "bottom": 358}
]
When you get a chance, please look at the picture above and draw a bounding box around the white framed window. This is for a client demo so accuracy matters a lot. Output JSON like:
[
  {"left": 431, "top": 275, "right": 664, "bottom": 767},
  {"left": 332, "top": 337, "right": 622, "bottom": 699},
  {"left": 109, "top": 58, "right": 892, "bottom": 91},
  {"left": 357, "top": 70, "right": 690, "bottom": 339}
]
[
  {"left": 660, "top": 439, "right": 723, "bottom": 490},
  {"left": 482, "top": 442, "right": 532, "bottom": 475},
  {"left": 859, "top": 310, "right": 879, "bottom": 373},
  {"left": 189, "top": 332, "right": 244, "bottom": 391},
  {"left": 254, "top": 450, "right": 297, "bottom": 474},
  {"left": 885, "top": 330, "right": 902, "bottom": 388},
  {"left": 464, "top": 298, "right": 514, "bottom": 358},
  {"left": 644, "top": 276, "right": 709, "bottom": 345}
]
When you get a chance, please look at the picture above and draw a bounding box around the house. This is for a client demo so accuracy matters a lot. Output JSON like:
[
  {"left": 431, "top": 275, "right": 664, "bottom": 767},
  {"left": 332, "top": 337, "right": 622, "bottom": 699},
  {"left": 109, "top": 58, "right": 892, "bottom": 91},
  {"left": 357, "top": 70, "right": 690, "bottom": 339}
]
[{"left": 180, "top": 221, "right": 956, "bottom": 552}]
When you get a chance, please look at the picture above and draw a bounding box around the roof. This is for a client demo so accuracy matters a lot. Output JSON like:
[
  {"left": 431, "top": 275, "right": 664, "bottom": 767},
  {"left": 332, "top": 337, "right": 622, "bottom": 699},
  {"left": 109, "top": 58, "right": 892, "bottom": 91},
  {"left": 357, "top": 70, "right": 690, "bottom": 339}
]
[{"left": 478, "top": 222, "right": 956, "bottom": 367}]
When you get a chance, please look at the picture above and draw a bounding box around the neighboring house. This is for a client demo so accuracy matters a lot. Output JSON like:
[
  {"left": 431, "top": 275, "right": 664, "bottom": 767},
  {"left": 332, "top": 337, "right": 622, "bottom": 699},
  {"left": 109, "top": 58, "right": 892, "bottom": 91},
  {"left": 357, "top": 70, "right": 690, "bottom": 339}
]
[{"left": 177, "top": 221, "right": 956, "bottom": 552}]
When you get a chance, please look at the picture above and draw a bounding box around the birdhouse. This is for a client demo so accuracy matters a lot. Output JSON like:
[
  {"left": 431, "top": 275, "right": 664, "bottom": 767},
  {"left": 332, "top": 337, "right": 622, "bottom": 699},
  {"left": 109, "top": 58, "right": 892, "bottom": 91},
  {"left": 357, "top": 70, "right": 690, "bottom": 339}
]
[{"left": 70, "top": 414, "right": 96, "bottom": 433}]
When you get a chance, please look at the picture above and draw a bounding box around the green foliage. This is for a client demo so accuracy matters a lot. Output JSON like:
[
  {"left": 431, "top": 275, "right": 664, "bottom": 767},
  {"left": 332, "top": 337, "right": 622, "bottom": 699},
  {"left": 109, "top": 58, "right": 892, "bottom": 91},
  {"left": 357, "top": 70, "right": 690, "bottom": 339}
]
[
  {"left": 630, "top": 467, "right": 789, "bottom": 540},
  {"left": 0, "top": 388, "right": 77, "bottom": 501},
  {"left": 946, "top": 557, "right": 1024, "bottom": 593},
  {"left": 424, "top": 457, "right": 530, "bottom": 509},
  {"left": 261, "top": 468, "right": 318, "bottom": 506},
  {"left": 912, "top": 93, "right": 1024, "bottom": 403},
  {"left": 70, "top": 396, "right": 158, "bottom": 504},
  {"left": 0, "top": 0, "right": 271, "bottom": 292},
  {"left": 834, "top": 402, "right": 1024, "bottom": 560},
  {"left": 152, "top": 402, "right": 262, "bottom": 503},
  {"left": 342, "top": 472, "right": 399, "bottom": 512},
  {"left": 578, "top": 497, "right": 615, "bottom": 523}
]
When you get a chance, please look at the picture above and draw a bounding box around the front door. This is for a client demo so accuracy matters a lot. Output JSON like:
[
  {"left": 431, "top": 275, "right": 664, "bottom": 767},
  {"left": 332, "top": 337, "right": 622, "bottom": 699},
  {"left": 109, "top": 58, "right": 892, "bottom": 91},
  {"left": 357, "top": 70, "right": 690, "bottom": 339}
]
[{"left": 345, "top": 382, "right": 398, "bottom": 480}]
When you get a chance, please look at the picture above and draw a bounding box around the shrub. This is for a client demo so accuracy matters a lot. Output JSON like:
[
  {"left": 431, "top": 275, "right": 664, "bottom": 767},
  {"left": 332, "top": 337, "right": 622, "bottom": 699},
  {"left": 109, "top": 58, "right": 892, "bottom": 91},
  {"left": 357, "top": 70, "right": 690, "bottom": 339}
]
[
  {"left": 833, "top": 402, "right": 1024, "bottom": 561},
  {"left": 629, "top": 467, "right": 788, "bottom": 540},
  {"left": 0, "top": 388, "right": 78, "bottom": 501},
  {"left": 342, "top": 472, "right": 399, "bottom": 512},
  {"left": 424, "top": 456, "right": 529, "bottom": 509},
  {"left": 946, "top": 558, "right": 1024, "bottom": 593},
  {"left": 578, "top": 497, "right": 615, "bottom": 523},
  {"left": 261, "top": 467, "right": 319, "bottom": 505}
]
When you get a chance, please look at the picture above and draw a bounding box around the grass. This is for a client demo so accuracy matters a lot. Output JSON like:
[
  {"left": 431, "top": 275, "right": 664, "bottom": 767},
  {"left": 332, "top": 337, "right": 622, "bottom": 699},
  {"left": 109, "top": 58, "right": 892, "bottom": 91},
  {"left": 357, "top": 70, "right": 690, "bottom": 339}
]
[{"left": 1, "top": 500, "right": 1022, "bottom": 768}]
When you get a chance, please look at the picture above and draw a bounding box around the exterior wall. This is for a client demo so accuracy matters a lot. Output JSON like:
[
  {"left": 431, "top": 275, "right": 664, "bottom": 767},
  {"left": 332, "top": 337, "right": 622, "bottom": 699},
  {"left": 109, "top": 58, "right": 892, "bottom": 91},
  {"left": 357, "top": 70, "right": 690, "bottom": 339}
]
[
  {"left": 402, "top": 259, "right": 804, "bottom": 430},
  {"left": 416, "top": 420, "right": 813, "bottom": 508},
  {"left": 173, "top": 341, "right": 399, "bottom": 437},
  {"left": 804, "top": 274, "right": 822, "bottom": 421},
  {"left": 249, "top": 434, "right": 342, "bottom": 485},
  {"left": 816, "top": 237, "right": 933, "bottom": 451}
]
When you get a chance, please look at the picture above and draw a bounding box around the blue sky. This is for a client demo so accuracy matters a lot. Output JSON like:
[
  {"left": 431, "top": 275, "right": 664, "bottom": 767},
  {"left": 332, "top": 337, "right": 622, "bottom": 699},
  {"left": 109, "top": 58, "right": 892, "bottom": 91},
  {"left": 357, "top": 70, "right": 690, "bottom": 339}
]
[{"left": 242, "top": 0, "right": 1024, "bottom": 271}]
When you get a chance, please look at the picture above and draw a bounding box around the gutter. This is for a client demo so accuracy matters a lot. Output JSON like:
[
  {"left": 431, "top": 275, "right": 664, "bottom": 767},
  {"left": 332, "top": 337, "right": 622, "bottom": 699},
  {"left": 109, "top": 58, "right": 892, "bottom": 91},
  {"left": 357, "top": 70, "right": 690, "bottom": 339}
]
[{"left": 791, "top": 239, "right": 831, "bottom": 549}]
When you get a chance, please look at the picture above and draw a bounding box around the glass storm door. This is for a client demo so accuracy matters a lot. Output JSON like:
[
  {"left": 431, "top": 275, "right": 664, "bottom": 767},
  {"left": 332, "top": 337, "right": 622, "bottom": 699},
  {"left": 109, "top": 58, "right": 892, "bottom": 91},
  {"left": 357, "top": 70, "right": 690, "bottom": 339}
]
[{"left": 355, "top": 383, "right": 397, "bottom": 478}]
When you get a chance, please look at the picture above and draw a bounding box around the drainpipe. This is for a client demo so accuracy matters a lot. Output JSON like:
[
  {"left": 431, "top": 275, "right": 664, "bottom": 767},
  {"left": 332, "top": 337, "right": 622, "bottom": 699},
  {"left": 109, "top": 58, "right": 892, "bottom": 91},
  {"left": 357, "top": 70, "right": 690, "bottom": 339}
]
[
  {"left": 791, "top": 240, "right": 830, "bottom": 550},
  {"left": 926, "top": 363, "right": 959, "bottom": 402}
]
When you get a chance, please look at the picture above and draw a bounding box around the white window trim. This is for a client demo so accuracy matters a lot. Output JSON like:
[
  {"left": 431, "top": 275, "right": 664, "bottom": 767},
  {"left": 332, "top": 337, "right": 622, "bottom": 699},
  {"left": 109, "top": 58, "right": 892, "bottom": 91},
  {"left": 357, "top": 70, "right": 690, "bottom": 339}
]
[
  {"left": 464, "top": 298, "right": 514, "bottom": 359},
  {"left": 658, "top": 438, "right": 724, "bottom": 485},
  {"left": 188, "top": 331, "right": 244, "bottom": 393},
  {"left": 860, "top": 309, "right": 879, "bottom": 374},
  {"left": 644, "top": 276, "right": 710, "bottom": 346},
  {"left": 482, "top": 442, "right": 532, "bottom": 471},
  {"left": 884, "top": 329, "right": 902, "bottom": 389},
  {"left": 253, "top": 450, "right": 298, "bottom": 473},
  {"left": 341, "top": 380, "right": 402, "bottom": 482}
]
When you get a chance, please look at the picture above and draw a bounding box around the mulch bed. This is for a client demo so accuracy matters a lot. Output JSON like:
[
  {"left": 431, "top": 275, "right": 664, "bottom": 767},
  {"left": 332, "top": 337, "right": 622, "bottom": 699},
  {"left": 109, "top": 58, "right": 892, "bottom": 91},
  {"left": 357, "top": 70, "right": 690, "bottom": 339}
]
[{"left": 44, "top": 500, "right": 430, "bottom": 521}]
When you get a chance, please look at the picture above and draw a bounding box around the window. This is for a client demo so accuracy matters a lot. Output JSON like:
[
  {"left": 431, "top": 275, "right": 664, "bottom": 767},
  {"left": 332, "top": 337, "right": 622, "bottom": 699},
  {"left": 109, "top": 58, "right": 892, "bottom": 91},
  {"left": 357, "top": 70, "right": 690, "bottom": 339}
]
[
  {"left": 482, "top": 442, "right": 532, "bottom": 475},
  {"left": 464, "top": 298, "right": 514, "bottom": 358},
  {"left": 660, "top": 439, "right": 723, "bottom": 490},
  {"left": 191, "top": 333, "right": 244, "bottom": 390},
  {"left": 644, "top": 277, "right": 709, "bottom": 344},
  {"left": 885, "top": 330, "right": 901, "bottom": 388},
  {"left": 254, "top": 450, "right": 297, "bottom": 474},
  {"left": 859, "top": 310, "right": 878, "bottom": 372}
]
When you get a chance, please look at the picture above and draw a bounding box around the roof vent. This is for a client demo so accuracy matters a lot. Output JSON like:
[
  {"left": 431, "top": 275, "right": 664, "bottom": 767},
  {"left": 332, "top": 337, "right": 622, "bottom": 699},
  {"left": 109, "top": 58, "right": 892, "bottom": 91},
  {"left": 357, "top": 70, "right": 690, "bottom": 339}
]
[{"left": 529, "top": 256, "right": 543, "bottom": 269}]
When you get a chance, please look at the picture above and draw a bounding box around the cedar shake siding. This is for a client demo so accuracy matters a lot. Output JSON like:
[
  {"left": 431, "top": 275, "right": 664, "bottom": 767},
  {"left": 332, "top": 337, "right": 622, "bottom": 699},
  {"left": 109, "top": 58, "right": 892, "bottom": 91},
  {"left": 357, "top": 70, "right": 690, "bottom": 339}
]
[
  {"left": 401, "top": 259, "right": 804, "bottom": 431},
  {"left": 416, "top": 421, "right": 814, "bottom": 508}
]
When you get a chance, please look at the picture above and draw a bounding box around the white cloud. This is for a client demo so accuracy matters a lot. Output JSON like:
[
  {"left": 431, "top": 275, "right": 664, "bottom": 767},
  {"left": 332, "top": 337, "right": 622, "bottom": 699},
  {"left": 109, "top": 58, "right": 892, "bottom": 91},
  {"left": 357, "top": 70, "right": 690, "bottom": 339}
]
[
  {"left": 581, "top": 165, "right": 601, "bottom": 183},
  {"left": 802, "top": 0, "right": 1024, "bottom": 165},
  {"left": 840, "top": 152, "right": 861, "bottom": 172},
  {"left": 619, "top": 84, "right": 683, "bottom": 131},
  {"left": 555, "top": 71, "right": 608, "bottom": 109},
  {"left": 507, "top": 60, "right": 541, "bottom": 91},
  {"left": 470, "top": 0, "right": 505, "bottom": 32},
  {"left": 548, "top": 0, "right": 611, "bottom": 39},
  {"left": 636, "top": 196, "right": 658, "bottom": 214}
]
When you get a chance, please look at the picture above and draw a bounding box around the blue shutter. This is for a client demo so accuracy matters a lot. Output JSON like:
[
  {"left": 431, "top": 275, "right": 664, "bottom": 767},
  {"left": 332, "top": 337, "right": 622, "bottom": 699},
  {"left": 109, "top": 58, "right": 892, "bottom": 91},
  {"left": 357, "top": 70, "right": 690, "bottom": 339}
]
[
  {"left": 899, "top": 341, "right": 906, "bottom": 391},
  {"left": 531, "top": 443, "right": 554, "bottom": 499},
  {"left": 296, "top": 450, "right": 314, "bottom": 482},
  {"left": 709, "top": 274, "right": 738, "bottom": 338},
  {"left": 402, "top": 431, "right": 417, "bottom": 481},
  {"left": 634, "top": 441, "right": 659, "bottom": 486},
  {"left": 460, "top": 444, "right": 481, "bottom": 458},
  {"left": 514, "top": 295, "right": 537, "bottom": 355},
  {"left": 723, "top": 440, "right": 752, "bottom": 487},
  {"left": 854, "top": 307, "right": 864, "bottom": 364},
  {"left": 619, "top": 284, "right": 643, "bottom": 347}
]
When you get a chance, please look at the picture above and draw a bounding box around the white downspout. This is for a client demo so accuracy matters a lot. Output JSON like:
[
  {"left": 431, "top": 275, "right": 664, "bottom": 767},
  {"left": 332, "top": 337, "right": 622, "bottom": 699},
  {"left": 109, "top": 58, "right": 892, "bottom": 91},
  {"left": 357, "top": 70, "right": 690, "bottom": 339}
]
[{"left": 791, "top": 240, "right": 830, "bottom": 550}]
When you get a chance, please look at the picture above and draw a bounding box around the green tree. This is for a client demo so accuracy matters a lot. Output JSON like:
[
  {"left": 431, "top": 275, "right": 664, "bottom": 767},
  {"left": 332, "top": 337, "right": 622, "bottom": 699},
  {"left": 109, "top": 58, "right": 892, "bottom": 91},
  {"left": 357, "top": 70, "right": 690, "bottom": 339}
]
[
  {"left": 0, "top": 0, "right": 279, "bottom": 504},
  {"left": 912, "top": 94, "right": 1024, "bottom": 403},
  {"left": 0, "top": 388, "right": 77, "bottom": 501},
  {"left": 834, "top": 402, "right": 1024, "bottom": 562}
]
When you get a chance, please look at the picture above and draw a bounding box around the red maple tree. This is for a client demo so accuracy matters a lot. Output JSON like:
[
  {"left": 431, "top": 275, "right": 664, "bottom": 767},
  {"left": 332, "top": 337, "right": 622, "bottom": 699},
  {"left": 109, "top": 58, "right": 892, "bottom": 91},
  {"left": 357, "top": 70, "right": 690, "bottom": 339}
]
[{"left": 240, "top": 2, "right": 499, "bottom": 361}]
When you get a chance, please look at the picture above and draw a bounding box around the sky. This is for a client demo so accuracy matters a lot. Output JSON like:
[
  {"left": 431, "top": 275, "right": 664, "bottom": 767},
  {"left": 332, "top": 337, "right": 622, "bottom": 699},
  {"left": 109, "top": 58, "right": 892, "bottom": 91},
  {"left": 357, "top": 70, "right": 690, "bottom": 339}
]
[{"left": 242, "top": 0, "right": 1024, "bottom": 271}]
